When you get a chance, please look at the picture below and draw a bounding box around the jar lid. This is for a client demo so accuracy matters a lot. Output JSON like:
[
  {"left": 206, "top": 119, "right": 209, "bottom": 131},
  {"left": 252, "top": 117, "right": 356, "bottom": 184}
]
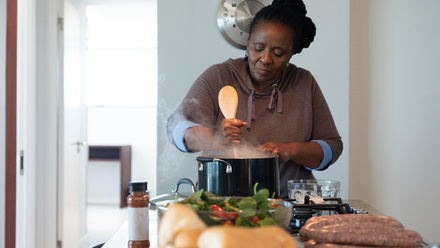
[{"left": 129, "top": 181, "right": 148, "bottom": 192}]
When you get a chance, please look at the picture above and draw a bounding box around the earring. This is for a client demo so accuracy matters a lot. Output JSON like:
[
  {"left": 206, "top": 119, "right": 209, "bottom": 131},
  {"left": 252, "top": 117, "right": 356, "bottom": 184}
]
[{"left": 244, "top": 51, "right": 249, "bottom": 61}]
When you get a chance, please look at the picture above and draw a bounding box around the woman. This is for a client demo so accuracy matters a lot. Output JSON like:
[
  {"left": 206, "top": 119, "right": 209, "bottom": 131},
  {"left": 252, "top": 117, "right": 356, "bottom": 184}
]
[{"left": 166, "top": 0, "right": 343, "bottom": 198}]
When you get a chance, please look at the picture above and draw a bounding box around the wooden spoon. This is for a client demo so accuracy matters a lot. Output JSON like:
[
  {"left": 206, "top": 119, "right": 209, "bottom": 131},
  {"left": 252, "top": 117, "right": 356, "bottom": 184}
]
[
  {"left": 218, "top": 86, "right": 238, "bottom": 119},
  {"left": 219, "top": 86, "right": 239, "bottom": 157}
]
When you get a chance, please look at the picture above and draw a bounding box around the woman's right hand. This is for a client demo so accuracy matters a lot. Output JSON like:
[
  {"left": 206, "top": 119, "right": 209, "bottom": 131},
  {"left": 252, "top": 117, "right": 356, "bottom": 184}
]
[
  {"left": 183, "top": 119, "right": 247, "bottom": 152},
  {"left": 217, "top": 118, "right": 248, "bottom": 145}
]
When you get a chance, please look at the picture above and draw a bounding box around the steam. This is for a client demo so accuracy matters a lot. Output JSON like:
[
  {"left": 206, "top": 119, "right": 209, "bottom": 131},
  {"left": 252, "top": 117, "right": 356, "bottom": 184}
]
[
  {"left": 156, "top": 88, "right": 274, "bottom": 195},
  {"left": 203, "top": 139, "right": 276, "bottom": 159}
]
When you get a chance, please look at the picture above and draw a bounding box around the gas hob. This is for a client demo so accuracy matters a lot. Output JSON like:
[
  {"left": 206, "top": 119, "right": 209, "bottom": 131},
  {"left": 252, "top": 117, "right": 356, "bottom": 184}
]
[{"left": 285, "top": 196, "right": 372, "bottom": 235}]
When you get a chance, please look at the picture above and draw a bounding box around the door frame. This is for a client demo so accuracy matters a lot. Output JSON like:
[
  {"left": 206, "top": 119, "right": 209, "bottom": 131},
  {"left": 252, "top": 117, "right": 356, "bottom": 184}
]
[
  {"left": 34, "top": 0, "right": 62, "bottom": 247},
  {"left": 6, "top": 0, "right": 61, "bottom": 247},
  {"left": 5, "top": 0, "right": 17, "bottom": 247}
]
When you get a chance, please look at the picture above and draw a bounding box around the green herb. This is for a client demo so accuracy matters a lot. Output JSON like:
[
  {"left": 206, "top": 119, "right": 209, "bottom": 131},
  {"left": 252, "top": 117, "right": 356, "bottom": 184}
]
[
  {"left": 178, "top": 184, "right": 284, "bottom": 228},
  {"left": 258, "top": 216, "right": 278, "bottom": 227}
]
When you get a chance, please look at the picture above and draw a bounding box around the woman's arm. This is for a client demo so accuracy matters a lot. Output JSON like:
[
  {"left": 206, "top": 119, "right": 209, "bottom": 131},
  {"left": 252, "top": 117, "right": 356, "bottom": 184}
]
[{"left": 184, "top": 126, "right": 220, "bottom": 152}]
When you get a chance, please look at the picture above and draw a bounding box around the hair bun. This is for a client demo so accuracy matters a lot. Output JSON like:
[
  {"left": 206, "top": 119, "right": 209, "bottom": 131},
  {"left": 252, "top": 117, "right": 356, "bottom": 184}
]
[
  {"left": 271, "top": 0, "right": 307, "bottom": 16},
  {"left": 249, "top": 0, "right": 315, "bottom": 54},
  {"left": 295, "top": 16, "right": 316, "bottom": 54}
]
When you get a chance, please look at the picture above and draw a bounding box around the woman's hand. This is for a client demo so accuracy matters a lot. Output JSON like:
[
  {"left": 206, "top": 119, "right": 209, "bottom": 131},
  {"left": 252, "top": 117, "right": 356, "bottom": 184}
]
[
  {"left": 183, "top": 119, "right": 247, "bottom": 152},
  {"left": 217, "top": 118, "right": 248, "bottom": 145},
  {"left": 260, "top": 142, "right": 294, "bottom": 161},
  {"left": 260, "top": 141, "right": 324, "bottom": 168}
]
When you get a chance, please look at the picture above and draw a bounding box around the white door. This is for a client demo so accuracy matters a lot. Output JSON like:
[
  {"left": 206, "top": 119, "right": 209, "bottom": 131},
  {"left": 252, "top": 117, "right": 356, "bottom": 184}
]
[{"left": 57, "top": 0, "right": 88, "bottom": 247}]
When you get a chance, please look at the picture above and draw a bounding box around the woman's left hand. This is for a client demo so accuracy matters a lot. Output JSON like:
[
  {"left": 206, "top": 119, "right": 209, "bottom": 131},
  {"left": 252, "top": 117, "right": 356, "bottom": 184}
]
[
  {"left": 260, "top": 142, "right": 294, "bottom": 161},
  {"left": 260, "top": 141, "right": 324, "bottom": 168}
]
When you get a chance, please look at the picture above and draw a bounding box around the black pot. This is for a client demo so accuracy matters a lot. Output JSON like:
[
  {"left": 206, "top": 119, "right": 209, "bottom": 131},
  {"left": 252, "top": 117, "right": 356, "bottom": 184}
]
[{"left": 196, "top": 156, "right": 280, "bottom": 197}]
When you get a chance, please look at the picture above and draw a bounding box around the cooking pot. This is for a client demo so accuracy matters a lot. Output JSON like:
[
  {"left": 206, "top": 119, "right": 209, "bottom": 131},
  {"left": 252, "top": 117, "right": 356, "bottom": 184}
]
[{"left": 196, "top": 156, "right": 280, "bottom": 197}]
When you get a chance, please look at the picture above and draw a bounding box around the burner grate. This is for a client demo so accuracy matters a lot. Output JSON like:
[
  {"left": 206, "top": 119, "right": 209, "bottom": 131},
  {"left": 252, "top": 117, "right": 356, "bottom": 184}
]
[{"left": 285, "top": 196, "right": 367, "bottom": 235}]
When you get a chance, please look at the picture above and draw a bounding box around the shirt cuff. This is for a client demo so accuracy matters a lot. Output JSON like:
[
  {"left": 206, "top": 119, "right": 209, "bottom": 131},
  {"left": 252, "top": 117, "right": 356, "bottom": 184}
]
[
  {"left": 306, "top": 140, "right": 333, "bottom": 171},
  {"left": 172, "top": 120, "right": 201, "bottom": 152}
]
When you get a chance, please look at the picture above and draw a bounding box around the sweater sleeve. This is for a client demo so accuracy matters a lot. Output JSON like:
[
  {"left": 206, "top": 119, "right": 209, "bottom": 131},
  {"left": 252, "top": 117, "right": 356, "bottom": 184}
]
[
  {"left": 172, "top": 120, "right": 201, "bottom": 152},
  {"left": 306, "top": 140, "right": 332, "bottom": 170},
  {"left": 309, "top": 76, "right": 343, "bottom": 166}
]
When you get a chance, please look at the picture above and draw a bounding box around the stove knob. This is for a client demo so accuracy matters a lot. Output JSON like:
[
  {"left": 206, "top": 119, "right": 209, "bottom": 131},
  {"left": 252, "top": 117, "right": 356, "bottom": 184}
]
[
  {"left": 350, "top": 207, "right": 367, "bottom": 214},
  {"left": 356, "top": 210, "right": 369, "bottom": 214}
]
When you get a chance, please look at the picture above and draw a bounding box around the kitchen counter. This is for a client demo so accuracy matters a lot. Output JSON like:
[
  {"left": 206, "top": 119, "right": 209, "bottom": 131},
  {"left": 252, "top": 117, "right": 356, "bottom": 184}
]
[
  {"left": 101, "top": 209, "right": 309, "bottom": 248},
  {"left": 102, "top": 214, "right": 305, "bottom": 248},
  {"left": 103, "top": 209, "right": 158, "bottom": 248},
  {"left": 101, "top": 200, "right": 429, "bottom": 248}
]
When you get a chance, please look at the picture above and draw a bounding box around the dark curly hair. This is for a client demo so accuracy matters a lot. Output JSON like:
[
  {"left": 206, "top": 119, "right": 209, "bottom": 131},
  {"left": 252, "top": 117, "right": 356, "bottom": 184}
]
[{"left": 249, "top": 0, "right": 316, "bottom": 54}]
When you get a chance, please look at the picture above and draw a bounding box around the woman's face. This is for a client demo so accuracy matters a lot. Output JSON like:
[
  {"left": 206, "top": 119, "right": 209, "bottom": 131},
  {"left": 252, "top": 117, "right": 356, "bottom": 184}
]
[{"left": 247, "top": 21, "right": 295, "bottom": 90}]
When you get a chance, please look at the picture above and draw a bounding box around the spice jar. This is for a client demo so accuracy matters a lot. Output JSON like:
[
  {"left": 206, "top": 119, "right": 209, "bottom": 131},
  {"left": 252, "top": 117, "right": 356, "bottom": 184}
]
[{"left": 127, "top": 181, "right": 150, "bottom": 248}]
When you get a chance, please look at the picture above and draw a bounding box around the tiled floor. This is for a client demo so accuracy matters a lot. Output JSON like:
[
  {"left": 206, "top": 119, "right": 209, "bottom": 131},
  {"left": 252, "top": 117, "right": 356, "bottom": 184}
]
[{"left": 87, "top": 204, "right": 128, "bottom": 248}]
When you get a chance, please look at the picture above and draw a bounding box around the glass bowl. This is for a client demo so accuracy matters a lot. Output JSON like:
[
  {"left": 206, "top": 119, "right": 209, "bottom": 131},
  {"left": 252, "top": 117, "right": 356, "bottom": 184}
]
[
  {"left": 287, "top": 179, "right": 340, "bottom": 203},
  {"left": 154, "top": 198, "right": 292, "bottom": 228}
]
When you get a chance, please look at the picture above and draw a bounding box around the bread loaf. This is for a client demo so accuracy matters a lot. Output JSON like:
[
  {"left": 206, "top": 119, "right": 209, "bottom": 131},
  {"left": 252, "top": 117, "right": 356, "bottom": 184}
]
[
  {"left": 197, "top": 226, "right": 298, "bottom": 248},
  {"left": 158, "top": 203, "right": 207, "bottom": 248}
]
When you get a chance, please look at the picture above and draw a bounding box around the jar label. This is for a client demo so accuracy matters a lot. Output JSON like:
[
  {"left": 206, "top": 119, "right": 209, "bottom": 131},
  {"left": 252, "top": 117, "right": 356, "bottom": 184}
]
[{"left": 127, "top": 207, "right": 149, "bottom": 240}]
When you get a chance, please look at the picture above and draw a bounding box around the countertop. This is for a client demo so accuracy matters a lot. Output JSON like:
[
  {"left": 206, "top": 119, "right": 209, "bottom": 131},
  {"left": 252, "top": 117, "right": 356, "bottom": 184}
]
[
  {"left": 102, "top": 200, "right": 432, "bottom": 248},
  {"left": 102, "top": 214, "right": 305, "bottom": 248},
  {"left": 102, "top": 210, "right": 157, "bottom": 248}
]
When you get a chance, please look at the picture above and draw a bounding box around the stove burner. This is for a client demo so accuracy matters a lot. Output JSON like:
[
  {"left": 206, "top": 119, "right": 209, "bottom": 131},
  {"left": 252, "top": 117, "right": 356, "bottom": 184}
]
[
  {"left": 286, "top": 196, "right": 367, "bottom": 235},
  {"left": 291, "top": 207, "right": 317, "bottom": 231}
]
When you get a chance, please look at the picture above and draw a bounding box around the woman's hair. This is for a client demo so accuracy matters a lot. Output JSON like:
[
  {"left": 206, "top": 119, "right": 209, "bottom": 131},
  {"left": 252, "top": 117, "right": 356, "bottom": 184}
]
[{"left": 249, "top": 0, "right": 316, "bottom": 54}]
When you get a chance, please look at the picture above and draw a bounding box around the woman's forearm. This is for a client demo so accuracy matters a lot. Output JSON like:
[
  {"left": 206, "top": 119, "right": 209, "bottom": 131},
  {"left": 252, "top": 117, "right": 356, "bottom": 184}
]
[
  {"left": 183, "top": 126, "right": 222, "bottom": 152},
  {"left": 261, "top": 141, "right": 324, "bottom": 168},
  {"left": 289, "top": 142, "right": 324, "bottom": 169}
]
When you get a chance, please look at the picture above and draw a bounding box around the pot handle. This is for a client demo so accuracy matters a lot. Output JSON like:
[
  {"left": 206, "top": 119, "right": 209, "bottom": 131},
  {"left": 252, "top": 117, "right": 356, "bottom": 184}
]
[
  {"left": 172, "top": 178, "right": 196, "bottom": 195},
  {"left": 226, "top": 164, "right": 232, "bottom": 173},
  {"left": 196, "top": 156, "right": 214, "bottom": 162},
  {"left": 196, "top": 157, "right": 232, "bottom": 174}
]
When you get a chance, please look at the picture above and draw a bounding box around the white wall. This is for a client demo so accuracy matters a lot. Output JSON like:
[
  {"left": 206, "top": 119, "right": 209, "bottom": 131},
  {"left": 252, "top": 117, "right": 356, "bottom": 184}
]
[
  {"left": 157, "top": 0, "right": 238, "bottom": 196},
  {"left": 350, "top": 0, "right": 440, "bottom": 242},
  {"left": 157, "top": 0, "right": 350, "bottom": 198},
  {"left": 87, "top": 107, "right": 157, "bottom": 198},
  {"left": 0, "top": 0, "right": 7, "bottom": 246},
  {"left": 292, "top": 1, "right": 350, "bottom": 199}
]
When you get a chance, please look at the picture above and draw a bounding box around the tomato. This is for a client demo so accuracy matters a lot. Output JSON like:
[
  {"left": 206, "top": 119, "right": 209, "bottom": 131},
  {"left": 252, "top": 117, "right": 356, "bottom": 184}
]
[
  {"left": 251, "top": 216, "right": 260, "bottom": 225},
  {"left": 210, "top": 204, "right": 226, "bottom": 218},
  {"left": 270, "top": 202, "right": 279, "bottom": 208},
  {"left": 210, "top": 204, "right": 238, "bottom": 219},
  {"left": 210, "top": 204, "right": 223, "bottom": 212},
  {"left": 225, "top": 212, "right": 239, "bottom": 218}
]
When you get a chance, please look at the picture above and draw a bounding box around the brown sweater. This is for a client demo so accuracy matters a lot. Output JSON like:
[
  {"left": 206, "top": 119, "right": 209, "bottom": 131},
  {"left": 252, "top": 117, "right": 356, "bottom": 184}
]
[{"left": 167, "top": 58, "right": 343, "bottom": 198}]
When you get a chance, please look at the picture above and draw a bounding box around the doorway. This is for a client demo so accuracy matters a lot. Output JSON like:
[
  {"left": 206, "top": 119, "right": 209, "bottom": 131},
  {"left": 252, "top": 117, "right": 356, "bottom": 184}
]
[
  {"left": 13, "top": 0, "right": 157, "bottom": 246},
  {"left": 83, "top": 0, "right": 157, "bottom": 246}
]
